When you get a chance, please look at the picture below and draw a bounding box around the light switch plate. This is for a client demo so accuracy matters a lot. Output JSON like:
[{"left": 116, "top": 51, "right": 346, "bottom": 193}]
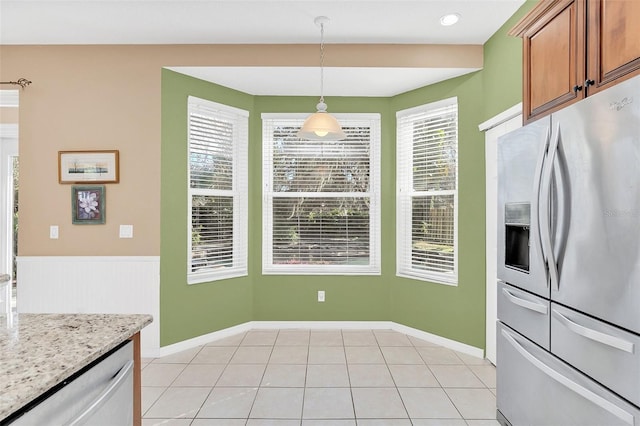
[
  {"left": 119, "top": 225, "right": 133, "bottom": 238},
  {"left": 50, "top": 225, "right": 59, "bottom": 239}
]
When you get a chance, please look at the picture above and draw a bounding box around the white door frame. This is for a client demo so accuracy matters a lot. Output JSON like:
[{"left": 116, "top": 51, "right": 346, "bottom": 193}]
[
  {"left": 478, "top": 103, "right": 522, "bottom": 364},
  {"left": 1, "top": 125, "right": 18, "bottom": 316},
  {"left": 0, "top": 125, "right": 19, "bottom": 277},
  {"left": 1, "top": 89, "right": 20, "bottom": 278}
]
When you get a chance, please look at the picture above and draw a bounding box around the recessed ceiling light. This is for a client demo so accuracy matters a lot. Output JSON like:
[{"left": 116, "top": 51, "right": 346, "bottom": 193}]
[{"left": 440, "top": 13, "right": 460, "bottom": 26}]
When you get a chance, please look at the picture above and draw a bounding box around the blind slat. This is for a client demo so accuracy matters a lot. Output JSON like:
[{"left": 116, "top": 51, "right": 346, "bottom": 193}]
[
  {"left": 263, "top": 116, "right": 380, "bottom": 274},
  {"left": 188, "top": 97, "right": 248, "bottom": 282}
]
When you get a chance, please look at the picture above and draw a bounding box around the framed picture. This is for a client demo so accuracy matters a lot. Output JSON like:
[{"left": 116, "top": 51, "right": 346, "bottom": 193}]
[
  {"left": 59, "top": 150, "right": 119, "bottom": 184},
  {"left": 72, "top": 185, "right": 105, "bottom": 224}
]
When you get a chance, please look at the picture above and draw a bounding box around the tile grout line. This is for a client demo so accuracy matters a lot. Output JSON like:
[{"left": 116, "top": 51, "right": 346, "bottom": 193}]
[
  {"left": 342, "top": 329, "right": 360, "bottom": 424},
  {"left": 143, "top": 345, "right": 201, "bottom": 420},
  {"left": 375, "top": 330, "right": 413, "bottom": 422},
  {"left": 143, "top": 329, "right": 498, "bottom": 425},
  {"left": 299, "top": 329, "right": 310, "bottom": 426},
  {"left": 424, "top": 351, "right": 482, "bottom": 423},
  {"left": 245, "top": 330, "right": 277, "bottom": 423},
  {"left": 193, "top": 335, "right": 243, "bottom": 422}
]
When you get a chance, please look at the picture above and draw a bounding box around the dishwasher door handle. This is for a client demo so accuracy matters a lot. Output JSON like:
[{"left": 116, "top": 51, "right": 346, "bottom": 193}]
[{"left": 66, "top": 360, "right": 134, "bottom": 426}]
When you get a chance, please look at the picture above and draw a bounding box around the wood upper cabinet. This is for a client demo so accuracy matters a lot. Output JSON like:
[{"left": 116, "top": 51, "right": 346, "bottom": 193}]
[
  {"left": 511, "top": 0, "right": 640, "bottom": 123},
  {"left": 587, "top": 0, "right": 640, "bottom": 95}
]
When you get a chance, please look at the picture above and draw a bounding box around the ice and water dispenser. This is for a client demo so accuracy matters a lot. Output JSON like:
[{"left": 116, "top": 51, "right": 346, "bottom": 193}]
[{"left": 504, "top": 202, "right": 531, "bottom": 273}]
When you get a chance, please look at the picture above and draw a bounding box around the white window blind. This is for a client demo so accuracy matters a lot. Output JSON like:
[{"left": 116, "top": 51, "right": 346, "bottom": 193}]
[
  {"left": 262, "top": 113, "right": 381, "bottom": 275},
  {"left": 396, "top": 98, "right": 458, "bottom": 285},
  {"left": 188, "top": 96, "right": 248, "bottom": 284}
]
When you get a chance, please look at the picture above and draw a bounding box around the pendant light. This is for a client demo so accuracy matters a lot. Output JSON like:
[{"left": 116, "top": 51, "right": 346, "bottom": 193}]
[{"left": 297, "top": 16, "right": 347, "bottom": 141}]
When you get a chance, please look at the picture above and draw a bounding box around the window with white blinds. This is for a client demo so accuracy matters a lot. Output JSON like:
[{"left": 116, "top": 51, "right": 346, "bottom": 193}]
[
  {"left": 187, "top": 96, "right": 248, "bottom": 284},
  {"left": 396, "top": 98, "right": 458, "bottom": 285},
  {"left": 262, "top": 113, "right": 381, "bottom": 275}
]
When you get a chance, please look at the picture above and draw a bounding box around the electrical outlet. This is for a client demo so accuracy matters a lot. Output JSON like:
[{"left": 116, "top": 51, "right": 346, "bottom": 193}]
[
  {"left": 50, "top": 225, "right": 59, "bottom": 239},
  {"left": 318, "top": 290, "right": 325, "bottom": 302}
]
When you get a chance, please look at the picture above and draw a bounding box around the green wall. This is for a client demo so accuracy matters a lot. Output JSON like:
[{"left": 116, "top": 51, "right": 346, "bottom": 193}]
[
  {"left": 482, "top": 0, "right": 537, "bottom": 122},
  {"left": 390, "top": 72, "right": 487, "bottom": 348},
  {"left": 159, "top": 2, "right": 535, "bottom": 349},
  {"left": 251, "top": 96, "right": 392, "bottom": 322},
  {"left": 160, "top": 70, "right": 254, "bottom": 346},
  {"left": 380, "top": 0, "right": 538, "bottom": 348}
]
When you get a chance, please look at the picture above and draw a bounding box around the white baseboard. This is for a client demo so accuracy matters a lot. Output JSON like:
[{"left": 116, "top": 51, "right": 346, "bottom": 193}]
[
  {"left": 152, "top": 322, "right": 253, "bottom": 358},
  {"left": 252, "top": 321, "right": 392, "bottom": 330},
  {"left": 391, "top": 322, "right": 484, "bottom": 358},
  {"left": 155, "top": 320, "right": 485, "bottom": 360}
]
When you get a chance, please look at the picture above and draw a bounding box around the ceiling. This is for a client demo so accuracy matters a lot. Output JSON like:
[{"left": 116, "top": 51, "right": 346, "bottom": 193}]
[{"left": 0, "top": 0, "right": 526, "bottom": 96}]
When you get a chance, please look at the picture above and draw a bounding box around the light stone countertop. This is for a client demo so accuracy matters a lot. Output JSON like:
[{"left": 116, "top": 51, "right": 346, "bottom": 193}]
[{"left": 0, "top": 313, "right": 152, "bottom": 422}]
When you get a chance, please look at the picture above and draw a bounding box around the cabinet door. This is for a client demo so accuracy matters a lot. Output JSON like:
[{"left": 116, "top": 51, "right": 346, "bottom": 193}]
[
  {"left": 586, "top": 0, "right": 640, "bottom": 95},
  {"left": 521, "top": 0, "right": 585, "bottom": 123}
]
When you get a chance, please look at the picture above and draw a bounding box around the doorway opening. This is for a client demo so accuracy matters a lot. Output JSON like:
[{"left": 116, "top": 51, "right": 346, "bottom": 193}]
[
  {"left": 9, "top": 156, "right": 18, "bottom": 312},
  {"left": 479, "top": 104, "right": 522, "bottom": 364},
  {"left": 1, "top": 134, "right": 18, "bottom": 315}
]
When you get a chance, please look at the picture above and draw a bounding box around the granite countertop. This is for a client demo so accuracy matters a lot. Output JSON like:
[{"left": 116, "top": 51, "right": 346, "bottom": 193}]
[{"left": 0, "top": 313, "right": 152, "bottom": 422}]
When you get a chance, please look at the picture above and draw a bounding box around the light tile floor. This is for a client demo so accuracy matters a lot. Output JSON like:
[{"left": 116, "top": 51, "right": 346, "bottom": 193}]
[{"left": 141, "top": 329, "right": 498, "bottom": 426}]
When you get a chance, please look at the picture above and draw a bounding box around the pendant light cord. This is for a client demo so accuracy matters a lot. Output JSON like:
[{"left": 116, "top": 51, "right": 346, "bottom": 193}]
[
  {"left": 319, "top": 21, "right": 325, "bottom": 104},
  {"left": 298, "top": 16, "right": 346, "bottom": 140}
]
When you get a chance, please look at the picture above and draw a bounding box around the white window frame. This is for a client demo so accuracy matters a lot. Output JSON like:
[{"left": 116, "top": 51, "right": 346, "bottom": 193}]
[
  {"left": 262, "top": 113, "right": 381, "bottom": 275},
  {"left": 187, "top": 96, "right": 248, "bottom": 284},
  {"left": 396, "top": 97, "right": 459, "bottom": 285}
]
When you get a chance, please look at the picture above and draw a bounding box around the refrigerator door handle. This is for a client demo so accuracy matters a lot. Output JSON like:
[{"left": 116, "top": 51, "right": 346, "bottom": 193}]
[
  {"left": 501, "top": 328, "right": 635, "bottom": 425},
  {"left": 540, "top": 123, "right": 560, "bottom": 292},
  {"left": 502, "top": 287, "right": 548, "bottom": 314},
  {"left": 553, "top": 309, "right": 635, "bottom": 354},
  {"left": 533, "top": 125, "right": 551, "bottom": 288}
]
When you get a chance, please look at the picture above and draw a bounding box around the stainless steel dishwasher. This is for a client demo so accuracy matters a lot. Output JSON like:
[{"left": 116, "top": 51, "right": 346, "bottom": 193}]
[{"left": 9, "top": 340, "right": 134, "bottom": 425}]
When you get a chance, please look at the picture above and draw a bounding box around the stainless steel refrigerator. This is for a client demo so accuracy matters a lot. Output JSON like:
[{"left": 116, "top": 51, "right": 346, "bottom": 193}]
[{"left": 496, "top": 74, "right": 640, "bottom": 426}]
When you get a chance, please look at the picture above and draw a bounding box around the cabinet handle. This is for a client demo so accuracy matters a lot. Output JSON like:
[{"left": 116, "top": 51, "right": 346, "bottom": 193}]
[
  {"left": 585, "top": 79, "right": 595, "bottom": 87},
  {"left": 573, "top": 85, "right": 583, "bottom": 93}
]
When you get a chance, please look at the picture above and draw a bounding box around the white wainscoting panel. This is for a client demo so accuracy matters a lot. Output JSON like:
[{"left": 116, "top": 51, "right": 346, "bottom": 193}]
[{"left": 17, "top": 256, "right": 160, "bottom": 357}]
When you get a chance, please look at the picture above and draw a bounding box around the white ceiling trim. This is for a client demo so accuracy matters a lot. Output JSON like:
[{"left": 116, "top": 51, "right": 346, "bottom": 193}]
[
  {"left": 168, "top": 66, "right": 482, "bottom": 97},
  {"left": 1, "top": 1, "right": 524, "bottom": 97}
]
